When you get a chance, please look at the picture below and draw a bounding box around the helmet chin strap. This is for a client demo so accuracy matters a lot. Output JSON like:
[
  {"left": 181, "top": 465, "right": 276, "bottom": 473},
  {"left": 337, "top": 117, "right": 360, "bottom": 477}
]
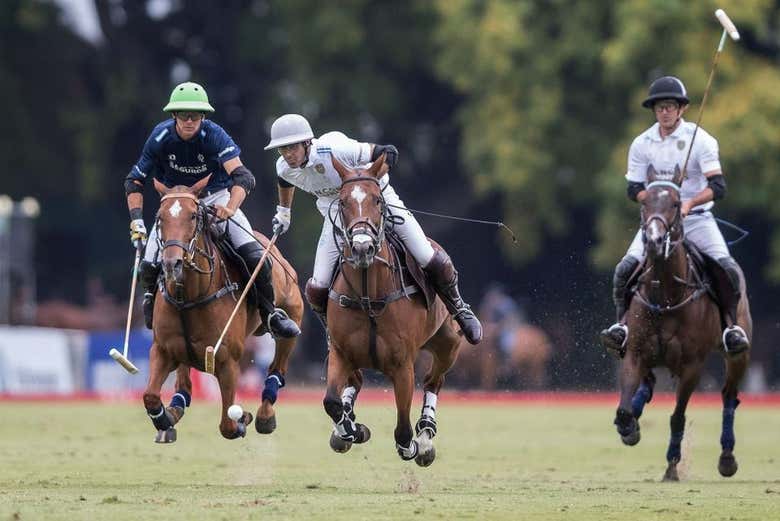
[{"left": 300, "top": 141, "right": 312, "bottom": 168}]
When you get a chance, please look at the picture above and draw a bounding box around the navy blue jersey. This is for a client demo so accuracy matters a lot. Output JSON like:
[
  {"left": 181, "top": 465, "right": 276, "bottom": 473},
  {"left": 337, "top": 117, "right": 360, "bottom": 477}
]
[{"left": 128, "top": 119, "right": 241, "bottom": 193}]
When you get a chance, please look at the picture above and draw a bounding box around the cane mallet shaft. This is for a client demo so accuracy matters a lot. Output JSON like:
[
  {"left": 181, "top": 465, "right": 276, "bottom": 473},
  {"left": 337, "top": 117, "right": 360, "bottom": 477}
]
[
  {"left": 205, "top": 233, "right": 280, "bottom": 375},
  {"left": 682, "top": 9, "right": 741, "bottom": 179},
  {"left": 109, "top": 244, "right": 142, "bottom": 374}
]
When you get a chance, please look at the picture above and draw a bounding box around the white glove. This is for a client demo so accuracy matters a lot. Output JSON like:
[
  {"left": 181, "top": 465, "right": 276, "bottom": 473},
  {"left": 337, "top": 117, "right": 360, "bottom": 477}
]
[
  {"left": 129, "top": 219, "right": 147, "bottom": 248},
  {"left": 272, "top": 205, "right": 291, "bottom": 235}
]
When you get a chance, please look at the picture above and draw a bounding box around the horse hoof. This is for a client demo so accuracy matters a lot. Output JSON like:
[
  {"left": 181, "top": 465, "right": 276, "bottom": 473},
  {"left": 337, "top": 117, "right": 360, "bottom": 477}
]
[
  {"left": 354, "top": 424, "right": 371, "bottom": 444},
  {"left": 415, "top": 446, "right": 436, "bottom": 467},
  {"left": 621, "top": 428, "right": 641, "bottom": 446},
  {"left": 662, "top": 464, "right": 679, "bottom": 482},
  {"left": 718, "top": 451, "right": 738, "bottom": 477},
  {"left": 329, "top": 432, "right": 353, "bottom": 453},
  {"left": 255, "top": 414, "right": 277, "bottom": 434},
  {"left": 154, "top": 428, "right": 177, "bottom": 444}
]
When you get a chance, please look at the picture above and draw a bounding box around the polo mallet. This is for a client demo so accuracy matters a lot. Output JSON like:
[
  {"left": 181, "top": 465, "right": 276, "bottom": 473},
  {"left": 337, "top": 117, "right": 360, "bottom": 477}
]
[
  {"left": 681, "top": 8, "right": 741, "bottom": 178},
  {"left": 204, "top": 232, "right": 280, "bottom": 375},
  {"left": 108, "top": 243, "right": 142, "bottom": 374}
]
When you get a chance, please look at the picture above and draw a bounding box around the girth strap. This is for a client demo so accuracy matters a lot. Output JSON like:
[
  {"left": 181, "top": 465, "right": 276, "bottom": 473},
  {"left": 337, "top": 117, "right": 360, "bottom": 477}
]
[
  {"left": 328, "top": 284, "right": 419, "bottom": 312},
  {"left": 160, "top": 281, "right": 239, "bottom": 311}
]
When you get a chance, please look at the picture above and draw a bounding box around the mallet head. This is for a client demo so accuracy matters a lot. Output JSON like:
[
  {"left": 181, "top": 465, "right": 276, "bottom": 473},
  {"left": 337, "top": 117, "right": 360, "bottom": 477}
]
[
  {"left": 715, "top": 9, "right": 740, "bottom": 41},
  {"left": 109, "top": 348, "right": 140, "bottom": 374}
]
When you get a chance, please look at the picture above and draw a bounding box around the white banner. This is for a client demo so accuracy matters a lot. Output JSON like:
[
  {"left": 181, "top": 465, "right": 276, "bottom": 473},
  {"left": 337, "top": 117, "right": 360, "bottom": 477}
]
[{"left": 0, "top": 326, "right": 83, "bottom": 394}]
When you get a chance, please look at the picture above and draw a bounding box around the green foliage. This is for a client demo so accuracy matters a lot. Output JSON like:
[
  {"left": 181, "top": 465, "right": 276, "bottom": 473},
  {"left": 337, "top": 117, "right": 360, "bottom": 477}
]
[{"left": 434, "top": 0, "right": 780, "bottom": 280}]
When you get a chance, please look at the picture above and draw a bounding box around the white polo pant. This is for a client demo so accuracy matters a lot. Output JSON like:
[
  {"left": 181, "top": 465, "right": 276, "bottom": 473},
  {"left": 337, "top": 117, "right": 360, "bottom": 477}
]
[
  {"left": 626, "top": 211, "right": 731, "bottom": 262},
  {"left": 310, "top": 184, "right": 435, "bottom": 287}
]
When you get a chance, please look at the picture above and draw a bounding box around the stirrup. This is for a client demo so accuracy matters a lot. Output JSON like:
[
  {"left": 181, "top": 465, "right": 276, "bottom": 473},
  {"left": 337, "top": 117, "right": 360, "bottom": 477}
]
[
  {"left": 722, "top": 325, "right": 749, "bottom": 354},
  {"left": 601, "top": 323, "right": 628, "bottom": 358}
]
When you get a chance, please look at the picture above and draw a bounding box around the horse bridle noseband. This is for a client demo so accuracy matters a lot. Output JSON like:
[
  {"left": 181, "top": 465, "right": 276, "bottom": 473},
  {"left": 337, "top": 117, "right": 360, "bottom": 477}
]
[
  {"left": 641, "top": 181, "right": 684, "bottom": 260},
  {"left": 157, "top": 192, "right": 214, "bottom": 275},
  {"left": 335, "top": 176, "right": 389, "bottom": 265}
]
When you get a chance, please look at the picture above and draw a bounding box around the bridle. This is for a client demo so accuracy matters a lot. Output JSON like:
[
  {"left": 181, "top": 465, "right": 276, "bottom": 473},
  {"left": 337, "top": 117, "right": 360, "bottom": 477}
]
[
  {"left": 641, "top": 181, "right": 684, "bottom": 261},
  {"left": 333, "top": 176, "right": 389, "bottom": 268},
  {"left": 157, "top": 192, "right": 215, "bottom": 276},
  {"left": 635, "top": 180, "right": 707, "bottom": 315}
]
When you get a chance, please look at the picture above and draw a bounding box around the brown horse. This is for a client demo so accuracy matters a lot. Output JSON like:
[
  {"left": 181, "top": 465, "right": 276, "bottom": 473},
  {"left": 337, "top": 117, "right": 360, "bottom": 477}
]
[
  {"left": 321, "top": 155, "right": 464, "bottom": 466},
  {"left": 613, "top": 165, "right": 752, "bottom": 480},
  {"left": 142, "top": 176, "right": 303, "bottom": 442}
]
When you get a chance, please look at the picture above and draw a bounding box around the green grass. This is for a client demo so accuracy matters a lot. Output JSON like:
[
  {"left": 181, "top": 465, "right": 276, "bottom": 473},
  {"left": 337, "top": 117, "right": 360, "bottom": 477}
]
[{"left": 1, "top": 397, "right": 778, "bottom": 520}]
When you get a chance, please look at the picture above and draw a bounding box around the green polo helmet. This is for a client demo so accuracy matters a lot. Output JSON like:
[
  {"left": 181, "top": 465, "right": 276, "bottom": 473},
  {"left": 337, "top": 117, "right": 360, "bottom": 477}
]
[{"left": 163, "top": 82, "right": 215, "bottom": 113}]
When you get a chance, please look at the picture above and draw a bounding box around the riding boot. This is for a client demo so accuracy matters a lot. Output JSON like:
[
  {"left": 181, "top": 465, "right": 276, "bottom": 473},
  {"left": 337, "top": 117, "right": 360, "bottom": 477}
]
[
  {"left": 713, "top": 257, "right": 750, "bottom": 354},
  {"left": 423, "top": 250, "right": 482, "bottom": 345},
  {"left": 600, "top": 255, "right": 640, "bottom": 358},
  {"left": 305, "top": 278, "right": 329, "bottom": 331},
  {"left": 138, "top": 260, "right": 161, "bottom": 330},
  {"left": 236, "top": 243, "right": 300, "bottom": 338}
]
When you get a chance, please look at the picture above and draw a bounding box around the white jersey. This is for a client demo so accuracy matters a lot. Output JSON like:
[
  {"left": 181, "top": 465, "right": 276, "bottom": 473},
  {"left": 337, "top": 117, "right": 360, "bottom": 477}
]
[
  {"left": 625, "top": 119, "right": 721, "bottom": 211},
  {"left": 275, "top": 131, "right": 389, "bottom": 216}
]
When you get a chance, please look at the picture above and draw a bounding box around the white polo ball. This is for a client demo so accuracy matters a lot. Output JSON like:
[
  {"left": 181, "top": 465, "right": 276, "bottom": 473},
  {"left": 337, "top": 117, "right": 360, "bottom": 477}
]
[{"left": 227, "top": 404, "right": 243, "bottom": 421}]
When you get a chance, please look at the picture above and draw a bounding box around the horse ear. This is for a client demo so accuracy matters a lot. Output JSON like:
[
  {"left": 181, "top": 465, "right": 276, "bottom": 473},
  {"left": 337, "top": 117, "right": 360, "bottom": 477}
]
[
  {"left": 367, "top": 153, "right": 386, "bottom": 178},
  {"left": 153, "top": 178, "right": 170, "bottom": 195},
  {"left": 672, "top": 164, "right": 684, "bottom": 186},
  {"left": 189, "top": 174, "right": 212, "bottom": 197},
  {"left": 646, "top": 164, "right": 658, "bottom": 183},
  {"left": 331, "top": 154, "right": 353, "bottom": 180}
]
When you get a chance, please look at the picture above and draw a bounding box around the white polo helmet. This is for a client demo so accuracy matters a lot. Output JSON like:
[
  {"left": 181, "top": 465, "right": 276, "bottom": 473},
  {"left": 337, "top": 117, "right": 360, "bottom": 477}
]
[{"left": 264, "top": 114, "right": 314, "bottom": 150}]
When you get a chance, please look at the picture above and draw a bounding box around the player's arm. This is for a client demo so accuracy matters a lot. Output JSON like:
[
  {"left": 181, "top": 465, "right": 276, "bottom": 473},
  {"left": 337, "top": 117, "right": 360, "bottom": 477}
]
[{"left": 219, "top": 156, "right": 253, "bottom": 219}]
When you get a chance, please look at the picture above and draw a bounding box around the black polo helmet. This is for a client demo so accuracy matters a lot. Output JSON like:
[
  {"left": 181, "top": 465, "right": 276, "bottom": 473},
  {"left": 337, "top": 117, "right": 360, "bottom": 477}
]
[{"left": 642, "top": 76, "right": 690, "bottom": 108}]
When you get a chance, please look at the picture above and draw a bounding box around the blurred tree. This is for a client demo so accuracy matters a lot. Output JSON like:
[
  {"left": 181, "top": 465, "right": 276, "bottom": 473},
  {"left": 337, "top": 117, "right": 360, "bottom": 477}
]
[{"left": 433, "top": 0, "right": 780, "bottom": 283}]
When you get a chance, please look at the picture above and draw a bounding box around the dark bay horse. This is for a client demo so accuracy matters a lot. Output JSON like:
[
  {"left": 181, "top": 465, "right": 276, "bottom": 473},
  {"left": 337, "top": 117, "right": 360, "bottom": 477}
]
[
  {"left": 322, "top": 154, "right": 464, "bottom": 466},
  {"left": 143, "top": 176, "right": 303, "bottom": 442},
  {"left": 614, "top": 165, "right": 752, "bottom": 480}
]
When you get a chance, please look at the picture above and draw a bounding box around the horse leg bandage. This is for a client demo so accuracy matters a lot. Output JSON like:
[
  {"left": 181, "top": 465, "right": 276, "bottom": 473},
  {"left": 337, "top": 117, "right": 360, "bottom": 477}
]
[
  {"left": 262, "top": 372, "right": 285, "bottom": 404},
  {"left": 396, "top": 440, "right": 419, "bottom": 461},
  {"left": 148, "top": 405, "right": 174, "bottom": 431}
]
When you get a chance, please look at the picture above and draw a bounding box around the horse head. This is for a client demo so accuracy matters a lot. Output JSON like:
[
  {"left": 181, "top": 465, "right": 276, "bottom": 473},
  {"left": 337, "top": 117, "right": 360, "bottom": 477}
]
[
  {"left": 332, "top": 153, "right": 387, "bottom": 269},
  {"left": 153, "top": 175, "right": 211, "bottom": 284},
  {"left": 641, "top": 165, "right": 684, "bottom": 261}
]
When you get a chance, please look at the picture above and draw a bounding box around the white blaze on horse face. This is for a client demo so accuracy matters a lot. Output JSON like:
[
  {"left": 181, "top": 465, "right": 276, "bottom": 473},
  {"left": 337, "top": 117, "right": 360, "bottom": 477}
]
[
  {"left": 169, "top": 200, "right": 183, "bottom": 218},
  {"left": 647, "top": 220, "right": 666, "bottom": 245},
  {"left": 350, "top": 185, "right": 367, "bottom": 217}
]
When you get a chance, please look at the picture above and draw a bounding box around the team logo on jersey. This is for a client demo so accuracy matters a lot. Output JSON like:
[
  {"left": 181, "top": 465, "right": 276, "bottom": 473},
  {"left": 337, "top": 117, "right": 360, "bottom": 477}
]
[
  {"left": 677, "top": 140, "right": 686, "bottom": 151},
  {"left": 315, "top": 164, "right": 326, "bottom": 174},
  {"left": 168, "top": 154, "right": 176, "bottom": 161},
  {"left": 197, "top": 154, "right": 204, "bottom": 162}
]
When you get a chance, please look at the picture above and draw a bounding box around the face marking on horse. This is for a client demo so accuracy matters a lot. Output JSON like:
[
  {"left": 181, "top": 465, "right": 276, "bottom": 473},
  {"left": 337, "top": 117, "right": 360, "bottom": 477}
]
[
  {"left": 350, "top": 185, "right": 367, "bottom": 216},
  {"left": 658, "top": 190, "right": 670, "bottom": 199},
  {"left": 169, "top": 200, "right": 183, "bottom": 218}
]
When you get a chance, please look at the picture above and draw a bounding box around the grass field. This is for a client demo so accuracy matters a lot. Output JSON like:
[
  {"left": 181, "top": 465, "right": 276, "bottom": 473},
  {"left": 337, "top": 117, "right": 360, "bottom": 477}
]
[{"left": 1, "top": 394, "right": 778, "bottom": 520}]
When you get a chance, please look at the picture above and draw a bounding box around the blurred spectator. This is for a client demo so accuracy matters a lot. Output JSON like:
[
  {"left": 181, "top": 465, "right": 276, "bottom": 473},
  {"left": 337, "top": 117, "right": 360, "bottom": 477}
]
[
  {"left": 453, "top": 283, "right": 552, "bottom": 389},
  {"left": 35, "top": 276, "right": 127, "bottom": 330}
]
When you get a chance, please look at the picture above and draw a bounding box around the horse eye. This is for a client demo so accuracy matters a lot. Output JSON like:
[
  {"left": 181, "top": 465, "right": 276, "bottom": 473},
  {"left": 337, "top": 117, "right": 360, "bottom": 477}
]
[{"left": 191, "top": 212, "right": 197, "bottom": 220}]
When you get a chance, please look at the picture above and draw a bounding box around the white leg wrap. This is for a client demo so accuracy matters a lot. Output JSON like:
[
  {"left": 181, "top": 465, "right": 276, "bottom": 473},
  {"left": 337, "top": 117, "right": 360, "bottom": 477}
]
[
  {"left": 397, "top": 440, "right": 418, "bottom": 460},
  {"left": 422, "top": 391, "right": 437, "bottom": 419},
  {"left": 341, "top": 386, "right": 357, "bottom": 406},
  {"left": 332, "top": 413, "right": 357, "bottom": 441}
]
